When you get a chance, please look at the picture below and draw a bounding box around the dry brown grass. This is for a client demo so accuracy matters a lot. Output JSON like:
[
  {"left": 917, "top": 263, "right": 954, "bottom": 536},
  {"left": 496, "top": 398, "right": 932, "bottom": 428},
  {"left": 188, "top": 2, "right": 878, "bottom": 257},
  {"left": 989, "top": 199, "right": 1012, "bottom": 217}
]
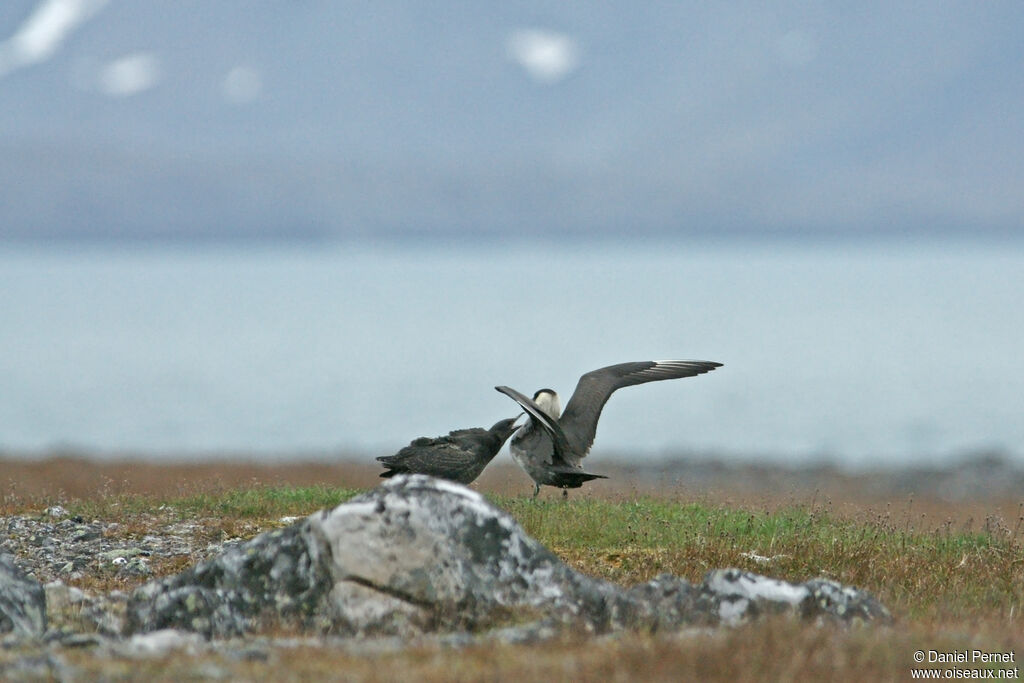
[
  {"left": 0, "top": 455, "right": 382, "bottom": 505},
  {"left": 52, "top": 621, "right": 1024, "bottom": 682}
]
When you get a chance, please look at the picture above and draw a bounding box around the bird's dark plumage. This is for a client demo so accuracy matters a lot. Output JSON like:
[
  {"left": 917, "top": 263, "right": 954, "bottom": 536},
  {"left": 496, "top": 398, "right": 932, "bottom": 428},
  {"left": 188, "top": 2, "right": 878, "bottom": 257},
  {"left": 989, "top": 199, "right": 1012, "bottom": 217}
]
[
  {"left": 376, "top": 417, "right": 520, "bottom": 485},
  {"left": 496, "top": 359, "right": 722, "bottom": 497}
]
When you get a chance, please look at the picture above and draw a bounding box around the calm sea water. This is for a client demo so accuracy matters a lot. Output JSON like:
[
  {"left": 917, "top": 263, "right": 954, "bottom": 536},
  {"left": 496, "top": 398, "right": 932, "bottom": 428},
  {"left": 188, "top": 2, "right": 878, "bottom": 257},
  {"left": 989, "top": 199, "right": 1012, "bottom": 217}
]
[{"left": 1, "top": 240, "right": 1021, "bottom": 467}]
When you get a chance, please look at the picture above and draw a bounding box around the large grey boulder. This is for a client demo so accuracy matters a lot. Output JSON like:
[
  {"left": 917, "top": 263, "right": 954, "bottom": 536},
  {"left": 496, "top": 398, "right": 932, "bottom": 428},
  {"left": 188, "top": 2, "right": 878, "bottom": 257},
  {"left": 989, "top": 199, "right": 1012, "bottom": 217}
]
[
  {"left": 126, "top": 475, "right": 890, "bottom": 638},
  {"left": 0, "top": 552, "right": 47, "bottom": 638},
  {"left": 126, "top": 516, "right": 335, "bottom": 637}
]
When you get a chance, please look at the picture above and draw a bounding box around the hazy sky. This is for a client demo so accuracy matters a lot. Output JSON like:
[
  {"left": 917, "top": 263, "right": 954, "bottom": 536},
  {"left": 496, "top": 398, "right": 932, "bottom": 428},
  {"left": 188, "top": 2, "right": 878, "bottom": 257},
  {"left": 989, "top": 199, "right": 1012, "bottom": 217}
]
[{"left": 1, "top": 1, "right": 1022, "bottom": 240}]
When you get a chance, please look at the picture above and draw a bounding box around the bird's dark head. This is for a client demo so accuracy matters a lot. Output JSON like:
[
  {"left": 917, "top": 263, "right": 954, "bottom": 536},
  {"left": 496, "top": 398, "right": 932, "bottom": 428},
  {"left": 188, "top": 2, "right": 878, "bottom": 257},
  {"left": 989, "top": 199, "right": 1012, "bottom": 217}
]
[
  {"left": 532, "top": 388, "right": 562, "bottom": 419},
  {"left": 490, "top": 416, "right": 522, "bottom": 442}
]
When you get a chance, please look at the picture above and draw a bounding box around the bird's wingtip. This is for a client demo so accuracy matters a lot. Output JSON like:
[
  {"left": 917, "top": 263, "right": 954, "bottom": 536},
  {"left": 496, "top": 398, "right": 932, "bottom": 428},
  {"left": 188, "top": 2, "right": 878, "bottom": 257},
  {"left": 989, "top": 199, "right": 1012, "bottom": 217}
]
[{"left": 650, "top": 359, "right": 724, "bottom": 373}]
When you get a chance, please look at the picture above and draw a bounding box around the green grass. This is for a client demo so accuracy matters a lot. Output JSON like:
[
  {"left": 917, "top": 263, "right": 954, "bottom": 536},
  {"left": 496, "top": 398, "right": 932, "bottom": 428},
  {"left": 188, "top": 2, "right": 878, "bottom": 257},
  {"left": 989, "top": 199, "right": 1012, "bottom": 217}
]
[
  {"left": 63, "top": 485, "right": 363, "bottom": 522},
  {"left": 516, "top": 493, "right": 1019, "bottom": 622},
  {"left": 496, "top": 496, "right": 1023, "bottom": 621}
]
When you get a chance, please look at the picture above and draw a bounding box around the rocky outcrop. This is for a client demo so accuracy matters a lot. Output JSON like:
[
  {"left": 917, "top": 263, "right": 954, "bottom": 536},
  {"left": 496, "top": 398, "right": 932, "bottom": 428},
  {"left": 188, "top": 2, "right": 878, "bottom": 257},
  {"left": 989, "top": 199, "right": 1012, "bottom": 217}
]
[
  {"left": 126, "top": 475, "right": 891, "bottom": 638},
  {"left": 126, "top": 516, "right": 335, "bottom": 637},
  {"left": 0, "top": 552, "right": 46, "bottom": 637}
]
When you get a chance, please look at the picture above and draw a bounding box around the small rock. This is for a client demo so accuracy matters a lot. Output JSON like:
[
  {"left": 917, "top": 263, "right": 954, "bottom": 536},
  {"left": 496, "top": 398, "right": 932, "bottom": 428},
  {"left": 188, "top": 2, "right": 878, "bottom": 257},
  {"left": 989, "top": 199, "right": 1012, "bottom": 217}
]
[
  {"left": 739, "top": 551, "right": 790, "bottom": 565},
  {"left": 125, "top": 557, "right": 150, "bottom": 575},
  {"left": 119, "top": 628, "right": 206, "bottom": 658},
  {"left": 225, "top": 645, "right": 271, "bottom": 662},
  {"left": 29, "top": 535, "right": 55, "bottom": 549},
  {"left": 99, "top": 548, "right": 145, "bottom": 562},
  {"left": 486, "top": 619, "right": 560, "bottom": 645},
  {"left": 59, "top": 632, "right": 104, "bottom": 648},
  {"left": 71, "top": 528, "right": 102, "bottom": 542},
  {"left": 0, "top": 653, "right": 72, "bottom": 681}
]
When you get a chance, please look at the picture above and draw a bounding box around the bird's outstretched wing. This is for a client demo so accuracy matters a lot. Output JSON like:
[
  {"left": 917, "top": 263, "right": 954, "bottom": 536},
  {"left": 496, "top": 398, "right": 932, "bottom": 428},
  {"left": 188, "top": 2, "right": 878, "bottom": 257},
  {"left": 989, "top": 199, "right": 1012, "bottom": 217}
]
[
  {"left": 494, "top": 385, "right": 574, "bottom": 465},
  {"left": 560, "top": 359, "right": 722, "bottom": 458}
]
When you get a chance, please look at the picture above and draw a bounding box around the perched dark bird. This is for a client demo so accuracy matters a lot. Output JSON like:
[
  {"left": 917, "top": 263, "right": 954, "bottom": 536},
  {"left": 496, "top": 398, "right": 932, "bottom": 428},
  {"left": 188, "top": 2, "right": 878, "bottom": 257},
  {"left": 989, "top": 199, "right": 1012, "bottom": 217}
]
[
  {"left": 376, "top": 417, "right": 521, "bottom": 485},
  {"left": 496, "top": 360, "right": 722, "bottom": 497}
]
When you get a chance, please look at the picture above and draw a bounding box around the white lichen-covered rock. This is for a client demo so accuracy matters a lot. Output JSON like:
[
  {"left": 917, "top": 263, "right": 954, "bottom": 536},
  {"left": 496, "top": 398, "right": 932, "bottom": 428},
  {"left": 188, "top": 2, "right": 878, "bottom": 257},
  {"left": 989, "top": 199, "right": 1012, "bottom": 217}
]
[
  {"left": 118, "top": 629, "right": 207, "bottom": 658},
  {"left": 703, "top": 569, "right": 891, "bottom": 625},
  {"left": 0, "top": 552, "right": 47, "bottom": 638},
  {"left": 125, "top": 475, "right": 890, "bottom": 639}
]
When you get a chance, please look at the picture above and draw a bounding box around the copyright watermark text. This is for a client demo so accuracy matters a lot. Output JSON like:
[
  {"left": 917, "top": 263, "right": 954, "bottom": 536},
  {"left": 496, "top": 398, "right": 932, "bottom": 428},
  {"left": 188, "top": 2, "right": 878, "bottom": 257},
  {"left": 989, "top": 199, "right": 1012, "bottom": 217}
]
[{"left": 911, "top": 650, "right": 1018, "bottom": 679}]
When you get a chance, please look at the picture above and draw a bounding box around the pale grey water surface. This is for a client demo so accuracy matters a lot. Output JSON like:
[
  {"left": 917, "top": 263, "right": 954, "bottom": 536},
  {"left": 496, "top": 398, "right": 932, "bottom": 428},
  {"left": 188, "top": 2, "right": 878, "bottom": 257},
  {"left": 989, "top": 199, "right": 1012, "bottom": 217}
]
[{"left": 1, "top": 241, "right": 1021, "bottom": 466}]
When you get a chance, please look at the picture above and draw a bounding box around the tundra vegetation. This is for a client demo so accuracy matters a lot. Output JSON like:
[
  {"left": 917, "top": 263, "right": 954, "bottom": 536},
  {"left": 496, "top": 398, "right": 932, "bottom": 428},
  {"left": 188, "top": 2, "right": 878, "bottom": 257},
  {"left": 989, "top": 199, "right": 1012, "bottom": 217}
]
[{"left": 2, "top": 458, "right": 1022, "bottom": 681}]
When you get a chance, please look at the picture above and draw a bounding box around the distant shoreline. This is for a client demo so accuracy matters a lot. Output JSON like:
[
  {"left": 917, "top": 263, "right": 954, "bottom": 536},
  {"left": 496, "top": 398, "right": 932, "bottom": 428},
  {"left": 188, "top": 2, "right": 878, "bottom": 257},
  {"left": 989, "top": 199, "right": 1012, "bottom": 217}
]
[
  {"left": 3, "top": 232, "right": 1024, "bottom": 250},
  {"left": 2, "top": 444, "right": 1017, "bottom": 468}
]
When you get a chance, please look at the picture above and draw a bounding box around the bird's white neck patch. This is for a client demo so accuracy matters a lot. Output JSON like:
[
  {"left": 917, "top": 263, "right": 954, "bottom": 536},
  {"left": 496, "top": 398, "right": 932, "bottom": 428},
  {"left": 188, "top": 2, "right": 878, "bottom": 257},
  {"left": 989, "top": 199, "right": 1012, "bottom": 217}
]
[{"left": 533, "top": 390, "right": 561, "bottom": 419}]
